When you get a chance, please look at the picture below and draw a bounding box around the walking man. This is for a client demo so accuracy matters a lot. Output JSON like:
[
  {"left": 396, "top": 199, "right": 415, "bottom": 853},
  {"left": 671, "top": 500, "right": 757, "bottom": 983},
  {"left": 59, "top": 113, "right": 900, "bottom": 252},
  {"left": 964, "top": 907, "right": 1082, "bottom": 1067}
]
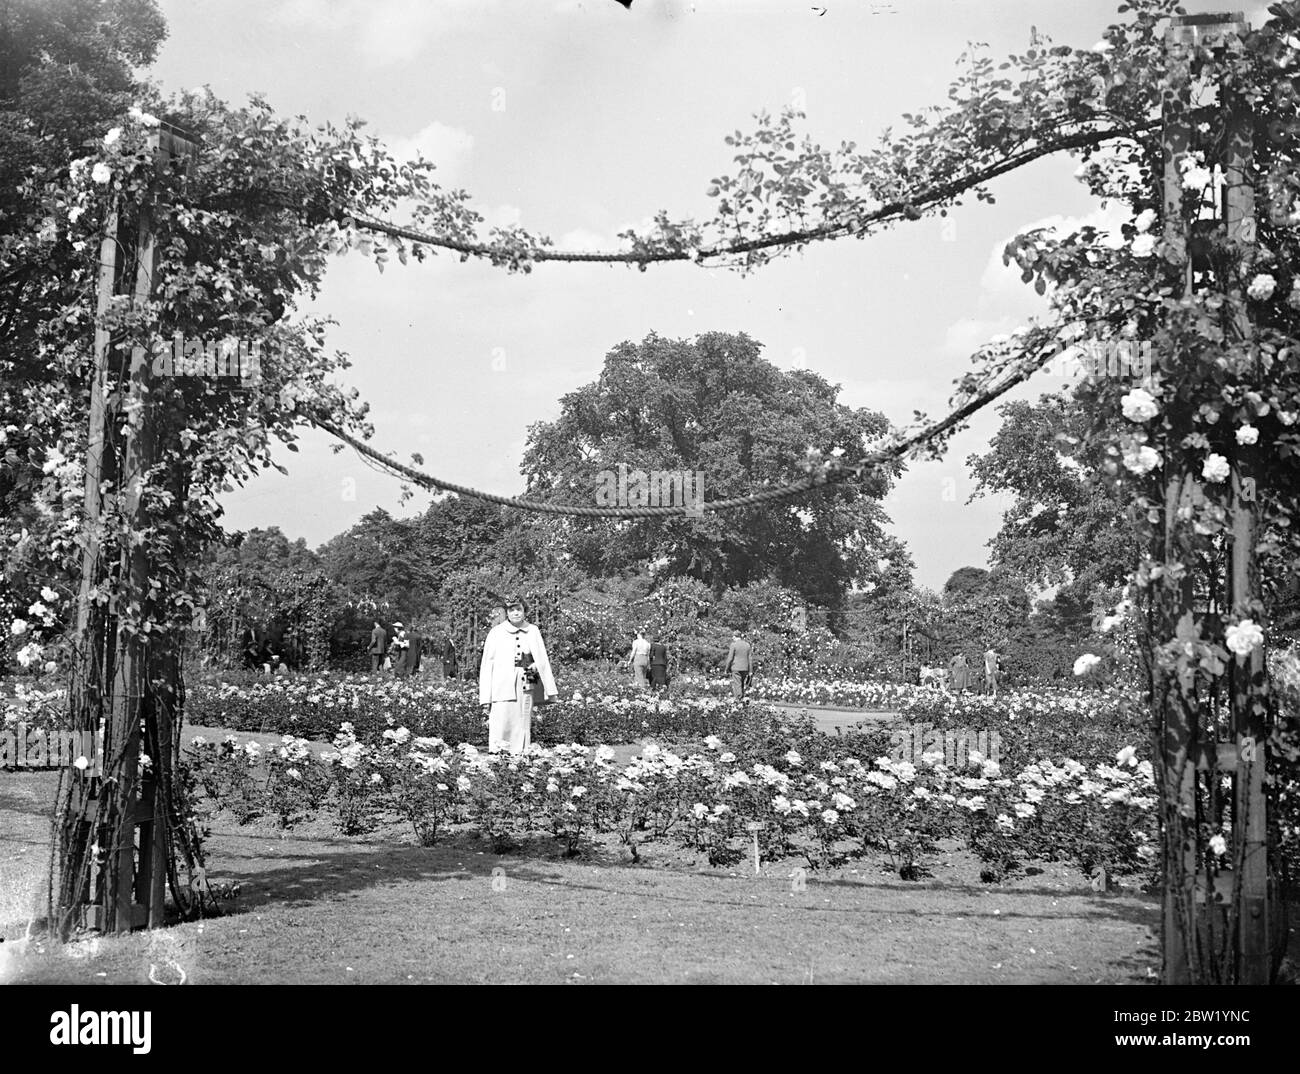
[
  {"left": 724, "top": 629, "right": 753, "bottom": 702},
  {"left": 368, "top": 620, "right": 387, "bottom": 673}
]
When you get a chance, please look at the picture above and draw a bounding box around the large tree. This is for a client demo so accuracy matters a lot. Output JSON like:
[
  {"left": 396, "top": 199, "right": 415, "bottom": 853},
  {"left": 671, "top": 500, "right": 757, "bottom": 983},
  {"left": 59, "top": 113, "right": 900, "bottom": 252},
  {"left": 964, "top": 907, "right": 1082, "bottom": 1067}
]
[
  {"left": 967, "top": 396, "right": 1139, "bottom": 605},
  {"left": 520, "top": 330, "right": 900, "bottom": 607}
]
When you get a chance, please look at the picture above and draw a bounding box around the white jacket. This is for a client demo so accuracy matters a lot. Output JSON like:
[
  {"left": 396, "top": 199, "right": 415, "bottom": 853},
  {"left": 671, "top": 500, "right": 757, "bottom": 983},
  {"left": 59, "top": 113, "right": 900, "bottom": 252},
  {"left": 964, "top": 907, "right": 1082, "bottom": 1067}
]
[{"left": 479, "top": 621, "right": 558, "bottom": 704}]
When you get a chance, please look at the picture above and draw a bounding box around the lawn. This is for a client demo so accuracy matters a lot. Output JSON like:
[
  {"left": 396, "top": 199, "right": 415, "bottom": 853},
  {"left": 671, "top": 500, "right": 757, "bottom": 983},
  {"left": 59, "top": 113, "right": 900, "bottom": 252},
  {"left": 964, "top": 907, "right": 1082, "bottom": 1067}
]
[{"left": 1, "top": 767, "right": 1167, "bottom": 984}]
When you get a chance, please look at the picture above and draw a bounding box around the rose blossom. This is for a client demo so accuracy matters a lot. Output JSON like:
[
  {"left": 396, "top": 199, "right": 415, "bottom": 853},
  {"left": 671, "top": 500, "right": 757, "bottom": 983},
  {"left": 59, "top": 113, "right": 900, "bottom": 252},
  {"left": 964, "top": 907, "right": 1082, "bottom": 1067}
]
[
  {"left": 1202, "top": 453, "right": 1230, "bottom": 482},
  {"left": 1225, "top": 619, "right": 1264, "bottom": 657},
  {"left": 1247, "top": 273, "right": 1277, "bottom": 301},
  {"left": 1121, "top": 388, "right": 1159, "bottom": 421}
]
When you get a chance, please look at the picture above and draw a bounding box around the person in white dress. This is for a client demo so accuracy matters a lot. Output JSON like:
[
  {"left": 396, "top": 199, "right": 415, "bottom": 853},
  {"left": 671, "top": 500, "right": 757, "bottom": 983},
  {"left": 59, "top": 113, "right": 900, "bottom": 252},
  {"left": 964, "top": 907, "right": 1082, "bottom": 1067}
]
[
  {"left": 625, "top": 629, "right": 651, "bottom": 689},
  {"left": 479, "top": 596, "right": 558, "bottom": 753}
]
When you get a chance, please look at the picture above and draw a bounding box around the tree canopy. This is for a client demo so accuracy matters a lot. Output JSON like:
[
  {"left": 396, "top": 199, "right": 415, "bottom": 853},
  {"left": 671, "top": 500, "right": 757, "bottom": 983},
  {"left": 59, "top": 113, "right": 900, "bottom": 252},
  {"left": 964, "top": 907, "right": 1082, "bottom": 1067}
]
[{"left": 520, "top": 330, "right": 900, "bottom": 606}]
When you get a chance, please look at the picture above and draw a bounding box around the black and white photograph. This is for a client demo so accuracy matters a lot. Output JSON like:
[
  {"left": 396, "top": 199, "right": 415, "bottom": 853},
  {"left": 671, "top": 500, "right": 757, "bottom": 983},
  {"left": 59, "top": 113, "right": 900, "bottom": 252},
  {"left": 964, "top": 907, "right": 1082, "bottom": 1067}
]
[{"left": 1, "top": 0, "right": 1297, "bottom": 1044}]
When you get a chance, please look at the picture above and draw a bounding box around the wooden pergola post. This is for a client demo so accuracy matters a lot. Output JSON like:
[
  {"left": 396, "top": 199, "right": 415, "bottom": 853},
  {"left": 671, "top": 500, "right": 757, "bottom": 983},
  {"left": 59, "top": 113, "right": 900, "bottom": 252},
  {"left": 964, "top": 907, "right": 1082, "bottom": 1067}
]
[
  {"left": 1158, "top": 11, "right": 1271, "bottom": 984},
  {"left": 59, "top": 125, "right": 199, "bottom": 936}
]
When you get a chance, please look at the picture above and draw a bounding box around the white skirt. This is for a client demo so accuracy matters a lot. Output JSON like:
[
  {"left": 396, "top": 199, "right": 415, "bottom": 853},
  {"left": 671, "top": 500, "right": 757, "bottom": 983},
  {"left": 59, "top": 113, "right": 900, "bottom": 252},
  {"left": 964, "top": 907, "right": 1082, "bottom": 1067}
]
[{"left": 487, "top": 668, "right": 535, "bottom": 754}]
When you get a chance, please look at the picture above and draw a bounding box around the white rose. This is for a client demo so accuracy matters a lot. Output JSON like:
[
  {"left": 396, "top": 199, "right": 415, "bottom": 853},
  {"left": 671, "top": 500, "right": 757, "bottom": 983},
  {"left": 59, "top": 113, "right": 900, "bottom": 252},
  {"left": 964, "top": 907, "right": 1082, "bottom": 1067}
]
[
  {"left": 1121, "top": 388, "right": 1159, "bottom": 422},
  {"left": 90, "top": 162, "right": 112, "bottom": 185},
  {"left": 1131, "top": 233, "right": 1156, "bottom": 258},
  {"left": 1134, "top": 208, "right": 1157, "bottom": 233},
  {"left": 40, "top": 586, "right": 58, "bottom": 602},
  {"left": 1073, "top": 653, "right": 1102, "bottom": 676},
  {"left": 1122, "top": 445, "right": 1161, "bottom": 475},
  {"left": 10, "top": 618, "right": 29, "bottom": 636},
  {"left": 1202, "top": 453, "right": 1231, "bottom": 482},
  {"left": 1208, "top": 833, "right": 1228, "bottom": 857},
  {"left": 1247, "top": 273, "right": 1277, "bottom": 301},
  {"left": 1225, "top": 619, "right": 1264, "bottom": 657},
  {"left": 103, "top": 127, "right": 122, "bottom": 147},
  {"left": 1236, "top": 424, "right": 1259, "bottom": 445}
]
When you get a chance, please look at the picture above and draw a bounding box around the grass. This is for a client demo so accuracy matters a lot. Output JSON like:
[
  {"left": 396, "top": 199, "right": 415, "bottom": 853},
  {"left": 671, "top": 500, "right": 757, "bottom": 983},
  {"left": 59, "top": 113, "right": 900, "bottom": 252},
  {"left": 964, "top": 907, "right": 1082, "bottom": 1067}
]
[{"left": 1, "top": 766, "right": 1169, "bottom": 984}]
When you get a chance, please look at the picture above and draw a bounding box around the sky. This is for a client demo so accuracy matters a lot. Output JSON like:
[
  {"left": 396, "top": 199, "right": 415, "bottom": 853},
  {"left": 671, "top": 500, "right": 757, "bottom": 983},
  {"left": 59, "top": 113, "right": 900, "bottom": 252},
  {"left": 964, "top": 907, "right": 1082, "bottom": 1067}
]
[{"left": 147, "top": 0, "right": 1273, "bottom": 591}]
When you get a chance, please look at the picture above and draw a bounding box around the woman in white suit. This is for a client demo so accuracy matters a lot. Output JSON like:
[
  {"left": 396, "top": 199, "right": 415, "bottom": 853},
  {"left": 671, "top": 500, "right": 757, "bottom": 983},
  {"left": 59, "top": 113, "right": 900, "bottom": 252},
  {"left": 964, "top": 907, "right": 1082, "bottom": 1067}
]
[{"left": 479, "top": 596, "right": 558, "bottom": 753}]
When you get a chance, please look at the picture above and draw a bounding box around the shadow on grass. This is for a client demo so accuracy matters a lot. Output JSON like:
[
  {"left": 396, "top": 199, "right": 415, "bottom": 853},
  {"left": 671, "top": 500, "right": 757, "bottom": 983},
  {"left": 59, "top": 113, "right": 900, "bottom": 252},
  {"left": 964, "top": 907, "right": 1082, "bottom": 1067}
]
[{"left": 209, "top": 820, "right": 1162, "bottom": 943}]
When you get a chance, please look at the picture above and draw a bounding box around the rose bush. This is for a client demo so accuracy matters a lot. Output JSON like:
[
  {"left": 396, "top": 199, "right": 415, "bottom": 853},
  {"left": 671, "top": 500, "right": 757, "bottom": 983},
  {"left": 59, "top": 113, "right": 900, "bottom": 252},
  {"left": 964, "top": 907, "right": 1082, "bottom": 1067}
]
[{"left": 182, "top": 718, "right": 1162, "bottom": 883}]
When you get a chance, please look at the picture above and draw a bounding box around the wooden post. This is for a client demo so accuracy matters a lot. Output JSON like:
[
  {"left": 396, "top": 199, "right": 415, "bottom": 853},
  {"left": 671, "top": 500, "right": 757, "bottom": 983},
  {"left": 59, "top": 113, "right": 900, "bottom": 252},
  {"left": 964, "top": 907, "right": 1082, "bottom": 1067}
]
[
  {"left": 1158, "top": 15, "right": 1202, "bottom": 985},
  {"left": 1221, "top": 72, "right": 1271, "bottom": 983},
  {"left": 95, "top": 126, "right": 198, "bottom": 934},
  {"left": 1159, "top": 11, "right": 1267, "bottom": 984}
]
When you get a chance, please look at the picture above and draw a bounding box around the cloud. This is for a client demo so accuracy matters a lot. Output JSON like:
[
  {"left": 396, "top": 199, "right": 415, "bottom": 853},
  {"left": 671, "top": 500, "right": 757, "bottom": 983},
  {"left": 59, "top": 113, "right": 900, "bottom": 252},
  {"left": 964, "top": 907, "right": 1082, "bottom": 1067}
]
[
  {"left": 557, "top": 227, "right": 614, "bottom": 252},
  {"left": 836, "top": 376, "right": 942, "bottom": 423},
  {"left": 270, "top": 0, "right": 499, "bottom": 63},
  {"left": 385, "top": 121, "right": 475, "bottom": 186},
  {"left": 978, "top": 202, "right": 1132, "bottom": 304},
  {"left": 940, "top": 316, "right": 1019, "bottom": 360}
]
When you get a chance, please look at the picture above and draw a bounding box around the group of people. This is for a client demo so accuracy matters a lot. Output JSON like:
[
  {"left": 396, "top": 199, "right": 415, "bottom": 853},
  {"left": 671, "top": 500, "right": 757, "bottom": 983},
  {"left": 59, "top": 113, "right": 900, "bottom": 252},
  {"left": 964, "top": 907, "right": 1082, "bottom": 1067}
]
[
  {"left": 624, "top": 628, "right": 755, "bottom": 700},
  {"left": 920, "top": 648, "right": 1001, "bottom": 697},
  {"left": 367, "top": 621, "right": 458, "bottom": 678},
  {"left": 623, "top": 629, "right": 670, "bottom": 690}
]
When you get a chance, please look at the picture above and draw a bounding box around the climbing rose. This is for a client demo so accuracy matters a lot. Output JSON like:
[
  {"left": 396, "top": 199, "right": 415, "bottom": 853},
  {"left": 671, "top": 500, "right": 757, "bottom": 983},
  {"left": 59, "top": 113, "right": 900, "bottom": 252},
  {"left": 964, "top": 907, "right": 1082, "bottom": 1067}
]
[
  {"left": 1202, "top": 453, "right": 1230, "bottom": 482},
  {"left": 1121, "top": 388, "right": 1159, "bottom": 422},
  {"left": 1131, "top": 233, "right": 1156, "bottom": 258},
  {"left": 1236, "top": 424, "right": 1259, "bottom": 445},
  {"left": 1122, "top": 445, "right": 1160, "bottom": 475},
  {"left": 1134, "top": 208, "right": 1157, "bottom": 232},
  {"left": 1225, "top": 619, "right": 1264, "bottom": 657},
  {"left": 1247, "top": 274, "right": 1276, "bottom": 301}
]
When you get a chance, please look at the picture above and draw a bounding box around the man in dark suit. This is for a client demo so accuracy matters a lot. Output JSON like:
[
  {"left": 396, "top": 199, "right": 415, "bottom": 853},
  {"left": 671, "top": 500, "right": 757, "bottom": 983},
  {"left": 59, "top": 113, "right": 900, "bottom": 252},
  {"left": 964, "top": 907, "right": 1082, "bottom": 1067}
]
[
  {"left": 723, "top": 630, "right": 754, "bottom": 701},
  {"left": 401, "top": 628, "right": 423, "bottom": 677},
  {"left": 368, "top": 621, "right": 387, "bottom": 673}
]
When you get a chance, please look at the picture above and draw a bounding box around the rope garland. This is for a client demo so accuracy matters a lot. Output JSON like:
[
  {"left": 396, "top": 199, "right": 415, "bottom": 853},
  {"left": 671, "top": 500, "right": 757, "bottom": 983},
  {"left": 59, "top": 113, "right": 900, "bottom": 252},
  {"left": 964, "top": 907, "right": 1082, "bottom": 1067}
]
[
  {"left": 309, "top": 332, "right": 1057, "bottom": 518},
  {"left": 346, "top": 124, "right": 1144, "bottom": 266}
]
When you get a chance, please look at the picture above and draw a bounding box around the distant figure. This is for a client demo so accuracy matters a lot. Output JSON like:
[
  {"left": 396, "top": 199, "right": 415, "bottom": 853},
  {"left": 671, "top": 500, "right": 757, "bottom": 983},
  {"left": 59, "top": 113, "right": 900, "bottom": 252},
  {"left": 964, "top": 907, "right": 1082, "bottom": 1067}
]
[
  {"left": 424, "top": 625, "right": 448, "bottom": 678},
  {"left": 948, "top": 652, "right": 971, "bottom": 693},
  {"left": 919, "top": 664, "right": 950, "bottom": 693},
  {"left": 269, "top": 653, "right": 288, "bottom": 677},
  {"left": 241, "top": 628, "right": 261, "bottom": 670},
  {"left": 648, "top": 636, "right": 669, "bottom": 691},
  {"left": 984, "top": 648, "right": 1000, "bottom": 698},
  {"left": 368, "top": 621, "right": 388, "bottom": 673},
  {"left": 724, "top": 630, "right": 753, "bottom": 701},
  {"left": 391, "top": 622, "right": 410, "bottom": 677},
  {"left": 626, "top": 629, "right": 651, "bottom": 689},
  {"left": 443, "top": 636, "right": 459, "bottom": 679},
  {"left": 400, "top": 628, "right": 423, "bottom": 677}
]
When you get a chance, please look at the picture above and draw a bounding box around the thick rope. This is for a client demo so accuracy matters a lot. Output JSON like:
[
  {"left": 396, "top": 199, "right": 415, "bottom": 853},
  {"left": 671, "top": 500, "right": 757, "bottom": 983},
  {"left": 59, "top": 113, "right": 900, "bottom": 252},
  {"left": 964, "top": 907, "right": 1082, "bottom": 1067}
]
[
  {"left": 347, "top": 124, "right": 1145, "bottom": 265},
  {"left": 309, "top": 333, "right": 1056, "bottom": 517}
]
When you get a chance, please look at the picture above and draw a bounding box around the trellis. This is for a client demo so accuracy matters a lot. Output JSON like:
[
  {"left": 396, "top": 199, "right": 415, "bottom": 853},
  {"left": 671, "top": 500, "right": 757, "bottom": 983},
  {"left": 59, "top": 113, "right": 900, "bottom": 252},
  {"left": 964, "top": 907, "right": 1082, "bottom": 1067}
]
[{"left": 49, "top": 8, "right": 1284, "bottom": 986}]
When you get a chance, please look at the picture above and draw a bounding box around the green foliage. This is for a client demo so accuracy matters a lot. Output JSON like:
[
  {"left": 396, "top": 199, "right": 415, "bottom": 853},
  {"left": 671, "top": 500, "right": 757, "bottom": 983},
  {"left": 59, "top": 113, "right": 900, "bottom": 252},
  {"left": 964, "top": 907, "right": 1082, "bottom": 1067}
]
[{"left": 520, "top": 331, "right": 900, "bottom": 606}]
